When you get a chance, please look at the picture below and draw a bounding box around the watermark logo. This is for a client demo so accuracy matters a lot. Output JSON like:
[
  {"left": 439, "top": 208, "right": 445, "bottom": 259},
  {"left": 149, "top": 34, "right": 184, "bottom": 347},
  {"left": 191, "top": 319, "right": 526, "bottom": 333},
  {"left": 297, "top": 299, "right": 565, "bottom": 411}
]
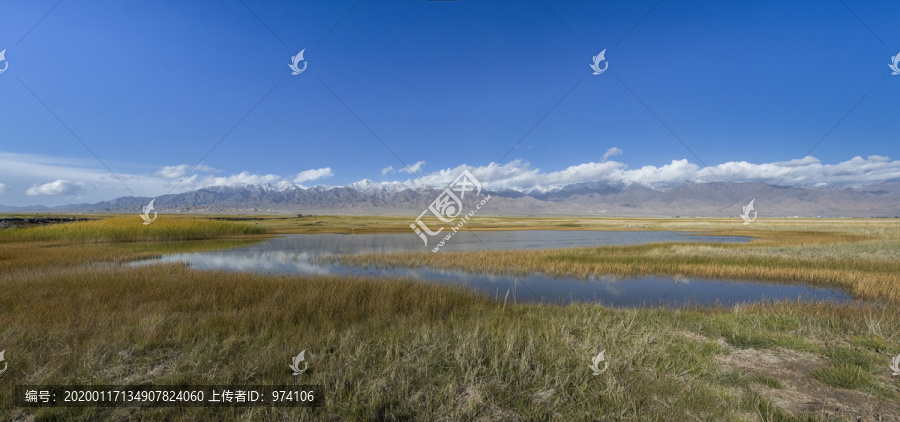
[
  {"left": 289, "top": 49, "right": 307, "bottom": 75},
  {"left": 0, "top": 49, "right": 8, "bottom": 75},
  {"left": 890, "top": 353, "right": 900, "bottom": 376},
  {"left": 590, "top": 49, "right": 608, "bottom": 75},
  {"left": 410, "top": 170, "right": 492, "bottom": 252},
  {"left": 589, "top": 350, "right": 608, "bottom": 375},
  {"left": 890, "top": 52, "right": 900, "bottom": 76},
  {"left": 289, "top": 350, "right": 308, "bottom": 375},
  {"left": 0, "top": 350, "right": 7, "bottom": 377},
  {"left": 140, "top": 199, "right": 158, "bottom": 225},
  {"left": 740, "top": 199, "right": 757, "bottom": 225}
]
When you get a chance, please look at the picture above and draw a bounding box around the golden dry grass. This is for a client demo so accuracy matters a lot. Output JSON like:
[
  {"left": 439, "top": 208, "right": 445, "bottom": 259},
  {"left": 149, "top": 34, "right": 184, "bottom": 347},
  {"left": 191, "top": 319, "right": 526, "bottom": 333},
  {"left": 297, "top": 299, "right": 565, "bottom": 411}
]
[
  {"left": 0, "top": 216, "right": 267, "bottom": 243},
  {"left": 239, "top": 214, "right": 900, "bottom": 236},
  {"left": 2, "top": 262, "right": 898, "bottom": 420}
]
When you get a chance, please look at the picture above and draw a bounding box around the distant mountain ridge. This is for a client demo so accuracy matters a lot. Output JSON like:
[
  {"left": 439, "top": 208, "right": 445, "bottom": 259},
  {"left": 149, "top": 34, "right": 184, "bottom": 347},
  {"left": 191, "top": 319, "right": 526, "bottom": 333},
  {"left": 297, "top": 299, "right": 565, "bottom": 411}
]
[{"left": 3, "top": 180, "right": 899, "bottom": 217}]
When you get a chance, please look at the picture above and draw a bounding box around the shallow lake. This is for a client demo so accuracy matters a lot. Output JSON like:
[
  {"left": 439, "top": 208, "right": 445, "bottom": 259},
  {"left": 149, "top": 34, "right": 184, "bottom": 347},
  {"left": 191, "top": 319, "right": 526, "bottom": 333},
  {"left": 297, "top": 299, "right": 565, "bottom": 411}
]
[{"left": 138, "top": 231, "right": 852, "bottom": 307}]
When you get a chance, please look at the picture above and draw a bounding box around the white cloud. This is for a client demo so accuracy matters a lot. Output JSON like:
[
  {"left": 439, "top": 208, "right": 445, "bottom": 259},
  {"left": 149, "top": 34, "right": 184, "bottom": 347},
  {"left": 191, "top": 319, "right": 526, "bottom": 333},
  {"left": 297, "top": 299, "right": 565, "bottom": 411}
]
[
  {"left": 293, "top": 167, "right": 334, "bottom": 184},
  {"left": 400, "top": 161, "right": 425, "bottom": 174},
  {"left": 772, "top": 156, "right": 821, "bottom": 167},
  {"left": 412, "top": 160, "right": 626, "bottom": 192},
  {"left": 619, "top": 159, "right": 698, "bottom": 186},
  {"left": 601, "top": 147, "right": 623, "bottom": 162},
  {"left": 702, "top": 155, "right": 900, "bottom": 187},
  {"left": 190, "top": 172, "right": 282, "bottom": 189},
  {"left": 404, "top": 155, "right": 900, "bottom": 192},
  {"left": 26, "top": 179, "right": 85, "bottom": 196},
  {"left": 0, "top": 182, "right": 6, "bottom": 194},
  {"left": 155, "top": 164, "right": 217, "bottom": 179},
  {"left": 381, "top": 166, "right": 394, "bottom": 175}
]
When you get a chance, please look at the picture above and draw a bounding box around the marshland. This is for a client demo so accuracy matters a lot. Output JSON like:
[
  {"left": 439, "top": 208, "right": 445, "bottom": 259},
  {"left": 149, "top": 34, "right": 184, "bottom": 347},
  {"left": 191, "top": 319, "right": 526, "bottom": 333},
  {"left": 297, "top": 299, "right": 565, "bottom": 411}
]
[{"left": 1, "top": 214, "right": 898, "bottom": 420}]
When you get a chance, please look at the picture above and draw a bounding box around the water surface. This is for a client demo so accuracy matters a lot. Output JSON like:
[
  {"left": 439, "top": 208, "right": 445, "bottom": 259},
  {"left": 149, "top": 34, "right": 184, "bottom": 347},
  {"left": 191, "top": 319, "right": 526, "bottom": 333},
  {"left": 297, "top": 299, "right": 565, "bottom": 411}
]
[{"left": 137, "top": 231, "right": 851, "bottom": 306}]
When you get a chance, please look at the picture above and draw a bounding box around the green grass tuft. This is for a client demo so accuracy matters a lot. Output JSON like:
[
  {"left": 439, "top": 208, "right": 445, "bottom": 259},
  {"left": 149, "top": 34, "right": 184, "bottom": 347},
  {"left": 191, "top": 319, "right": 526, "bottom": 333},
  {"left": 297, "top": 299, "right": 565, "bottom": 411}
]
[
  {"left": 811, "top": 363, "right": 875, "bottom": 390},
  {"left": 751, "top": 375, "right": 784, "bottom": 389}
]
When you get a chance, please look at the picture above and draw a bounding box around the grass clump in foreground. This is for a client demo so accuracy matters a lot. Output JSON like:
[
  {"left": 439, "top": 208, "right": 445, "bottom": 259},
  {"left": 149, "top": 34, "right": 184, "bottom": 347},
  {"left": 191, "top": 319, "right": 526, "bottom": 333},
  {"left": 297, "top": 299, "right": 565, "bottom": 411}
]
[
  {"left": 812, "top": 364, "right": 875, "bottom": 391},
  {"left": 0, "top": 215, "right": 268, "bottom": 243}
]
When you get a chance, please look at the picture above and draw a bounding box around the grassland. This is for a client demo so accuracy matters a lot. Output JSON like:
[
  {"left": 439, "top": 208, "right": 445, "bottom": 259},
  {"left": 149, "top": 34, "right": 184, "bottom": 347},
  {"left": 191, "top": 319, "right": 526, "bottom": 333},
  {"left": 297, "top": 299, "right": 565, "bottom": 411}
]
[{"left": 1, "top": 215, "right": 898, "bottom": 420}]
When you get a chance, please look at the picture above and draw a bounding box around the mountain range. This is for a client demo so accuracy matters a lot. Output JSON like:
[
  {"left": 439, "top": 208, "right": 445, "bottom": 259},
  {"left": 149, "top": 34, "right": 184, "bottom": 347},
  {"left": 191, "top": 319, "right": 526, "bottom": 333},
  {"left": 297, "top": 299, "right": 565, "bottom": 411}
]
[
  {"left": 2, "top": 180, "right": 899, "bottom": 217},
  {"left": 0, "top": 179, "right": 900, "bottom": 217}
]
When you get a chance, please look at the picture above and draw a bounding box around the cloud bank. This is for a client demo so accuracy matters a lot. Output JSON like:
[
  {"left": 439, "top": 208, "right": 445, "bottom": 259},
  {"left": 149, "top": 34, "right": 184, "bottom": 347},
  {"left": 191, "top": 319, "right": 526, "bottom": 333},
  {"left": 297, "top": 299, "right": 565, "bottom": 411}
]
[
  {"left": 26, "top": 179, "right": 85, "bottom": 196},
  {"left": 601, "top": 147, "right": 623, "bottom": 162},
  {"left": 400, "top": 161, "right": 425, "bottom": 174},
  {"left": 407, "top": 154, "right": 900, "bottom": 192},
  {"left": 155, "top": 164, "right": 217, "bottom": 179},
  {"left": 293, "top": 167, "right": 334, "bottom": 184},
  {"left": 2, "top": 150, "right": 900, "bottom": 207}
]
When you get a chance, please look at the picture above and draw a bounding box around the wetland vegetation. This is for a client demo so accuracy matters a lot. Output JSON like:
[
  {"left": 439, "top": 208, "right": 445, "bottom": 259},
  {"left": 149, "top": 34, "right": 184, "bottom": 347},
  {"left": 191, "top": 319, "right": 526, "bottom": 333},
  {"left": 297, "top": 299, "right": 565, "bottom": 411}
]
[{"left": 1, "top": 215, "right": 897, "bottom": 420}]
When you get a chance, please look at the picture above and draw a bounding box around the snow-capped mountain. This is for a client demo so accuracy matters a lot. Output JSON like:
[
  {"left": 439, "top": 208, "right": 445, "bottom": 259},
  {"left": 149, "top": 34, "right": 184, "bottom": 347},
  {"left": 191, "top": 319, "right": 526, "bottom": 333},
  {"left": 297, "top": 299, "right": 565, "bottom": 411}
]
[
  {"left": 345, "top": 179, "right": 416, "bottom": 193},
  {"left": 6, "top": 180, "right": 900, "bottom": 217},
  {"left": 219, "top": 181, "right": 301, "bottom": 193}
]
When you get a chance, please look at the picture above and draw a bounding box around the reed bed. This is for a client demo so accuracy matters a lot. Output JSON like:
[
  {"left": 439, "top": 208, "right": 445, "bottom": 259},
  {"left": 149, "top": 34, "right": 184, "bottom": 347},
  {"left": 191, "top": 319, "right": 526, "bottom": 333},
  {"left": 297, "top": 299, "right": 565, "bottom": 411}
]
[
  {"left": 329, "top": 225, "right": 900, "bottom": 303},
  {"left": 0, "top": 216, "right": 268, "bottom": 243},
  {"left": 243, "top": 214, "right": 900, "bottom": 236}
]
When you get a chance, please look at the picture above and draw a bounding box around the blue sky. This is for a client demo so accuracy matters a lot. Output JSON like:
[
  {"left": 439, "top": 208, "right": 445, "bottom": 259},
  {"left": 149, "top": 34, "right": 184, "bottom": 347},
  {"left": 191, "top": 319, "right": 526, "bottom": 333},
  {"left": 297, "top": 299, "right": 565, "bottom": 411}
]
[{"left": 1, "top": 0, "right": 899, "bottom": 206}]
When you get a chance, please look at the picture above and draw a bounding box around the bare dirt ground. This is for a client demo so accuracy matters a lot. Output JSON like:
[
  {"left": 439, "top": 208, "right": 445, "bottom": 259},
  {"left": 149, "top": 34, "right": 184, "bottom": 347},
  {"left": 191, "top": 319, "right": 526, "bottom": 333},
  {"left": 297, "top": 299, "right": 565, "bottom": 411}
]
[{"left": 715, "top": 343, "right": 900, "bottom": 421}]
